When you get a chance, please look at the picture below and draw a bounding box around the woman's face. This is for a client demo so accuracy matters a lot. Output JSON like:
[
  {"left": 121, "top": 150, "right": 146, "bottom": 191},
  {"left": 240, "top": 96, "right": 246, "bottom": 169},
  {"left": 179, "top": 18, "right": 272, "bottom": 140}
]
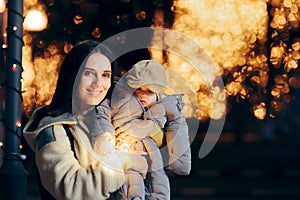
[{"left": 78, "top": 52, "right": 112, "bottom": 111}]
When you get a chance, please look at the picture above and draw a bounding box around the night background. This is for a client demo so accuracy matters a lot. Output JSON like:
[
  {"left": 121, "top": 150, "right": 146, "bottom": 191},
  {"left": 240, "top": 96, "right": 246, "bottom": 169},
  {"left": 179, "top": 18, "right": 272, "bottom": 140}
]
[{"left": 1, "top": 0, "right": 300, "bottom": 199}]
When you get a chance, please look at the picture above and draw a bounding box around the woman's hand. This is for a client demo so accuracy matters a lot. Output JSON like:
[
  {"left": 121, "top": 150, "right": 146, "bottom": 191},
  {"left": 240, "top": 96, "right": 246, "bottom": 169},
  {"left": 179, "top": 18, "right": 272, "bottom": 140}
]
[
  {"left": 115, "top": 119, "right": 154, "bottom": 139},
  {"left": 117, "top": 150, "right": 148, "bottom": 179}
]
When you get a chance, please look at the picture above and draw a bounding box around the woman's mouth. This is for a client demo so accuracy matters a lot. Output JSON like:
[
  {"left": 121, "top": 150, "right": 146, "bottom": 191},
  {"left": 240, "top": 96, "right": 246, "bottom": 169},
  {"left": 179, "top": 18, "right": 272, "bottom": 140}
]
[{"left": 87, "top": 89, "right": 103, "bottom": 96}]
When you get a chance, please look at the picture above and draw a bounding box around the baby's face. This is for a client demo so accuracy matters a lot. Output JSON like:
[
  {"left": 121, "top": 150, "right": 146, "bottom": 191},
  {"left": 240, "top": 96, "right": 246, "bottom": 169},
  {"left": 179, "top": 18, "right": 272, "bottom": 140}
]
[{"left": 134, "top": 87, "right": 157, "bottom": 107}]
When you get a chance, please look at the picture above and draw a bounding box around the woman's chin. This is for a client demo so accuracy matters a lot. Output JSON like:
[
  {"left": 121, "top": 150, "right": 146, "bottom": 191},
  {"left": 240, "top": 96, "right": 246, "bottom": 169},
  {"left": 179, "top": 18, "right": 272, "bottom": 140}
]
[{"left": 86, "top": 98, "right": 103, "bottom": 106}]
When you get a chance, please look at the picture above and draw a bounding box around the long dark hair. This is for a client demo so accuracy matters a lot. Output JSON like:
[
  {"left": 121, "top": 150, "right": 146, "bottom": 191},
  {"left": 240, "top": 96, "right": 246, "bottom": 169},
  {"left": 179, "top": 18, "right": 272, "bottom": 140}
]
[{"left": 39, "top": 40, "right": 118, "bottom": 118}]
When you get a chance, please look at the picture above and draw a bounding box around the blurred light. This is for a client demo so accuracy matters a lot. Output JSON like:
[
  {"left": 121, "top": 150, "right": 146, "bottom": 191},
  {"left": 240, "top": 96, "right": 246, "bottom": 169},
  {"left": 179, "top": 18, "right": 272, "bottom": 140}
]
[
  {"left": 16, "top": 120, "right": 21, "bottom": 127},
  {"left": 20, "top": 0, "right": 300, "bottom": 120},
  {"left": 136, "top": 10, "right": 146, "bottom": 21},
  {"left": 253, "top": 102, "right": 266, "bottom": 120},
  {"left": 24, "top": 0, "right": 38, "bottom": 8},
  {"left": 22, "top": 43, "right": 63, "bottom": 116},
  {"left": 73, "top": 14, "right": 83, "bottom": 25},
  {"left": 0, "top": 0, "right": 6, "bottom": 13},
  {"left": 2, "top": 43, "right": 7, "bottom": 49},
  {"left": 289, "top": 76, "right": 300, "bottom": 88},
  {"left": 92, "top": 27, "right": 101, "bottom": 39},
  {"left": 24, "top": 9, "right": 48, "bottom": 31},
  {"left": 63, "top": 42, "right": 73, "bottom": 54},
  {"left": 153, "top": 9, "right": 164, "bottom": 27},
  {"left": 36, "top": 39, "right": 45, "bottom": 48},
  {"left": 23, "top": 33, "right": 33, "bottom": 45},
  {"left": 150, "top": 0, "right": 300, "bottom": 120},
  {"left": 11, "top": 64, "right": 17, "bottom": 71}
]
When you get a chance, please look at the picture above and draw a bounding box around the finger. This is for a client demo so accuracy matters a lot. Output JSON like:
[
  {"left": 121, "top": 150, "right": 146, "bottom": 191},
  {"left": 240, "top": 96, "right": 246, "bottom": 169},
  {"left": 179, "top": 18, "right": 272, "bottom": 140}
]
[
  {"left": 130, "top": 150, "right": 147, "bottom": 155},
  {"left": 115, "top": 127, "right": 124, "bottom": 136},
  {"left": 142, "top": 172, "right": 147, "bottom": 179}
]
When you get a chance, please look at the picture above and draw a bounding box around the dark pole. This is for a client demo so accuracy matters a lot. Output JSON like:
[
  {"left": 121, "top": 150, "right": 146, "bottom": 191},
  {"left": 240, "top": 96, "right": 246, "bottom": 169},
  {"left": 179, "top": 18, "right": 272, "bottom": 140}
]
[{"left": 0, "top": 0, "right": 27, "bottom": 200}]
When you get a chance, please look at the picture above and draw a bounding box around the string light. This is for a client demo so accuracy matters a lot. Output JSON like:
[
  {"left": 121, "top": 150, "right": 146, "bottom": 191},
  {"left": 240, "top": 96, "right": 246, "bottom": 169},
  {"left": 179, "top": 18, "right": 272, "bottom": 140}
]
[
  {"left": 15, "top": 120, "right": 21, "bottom": 127},
  {"left": 1, "top": 0, "right": 26, "bottom": 161},
  {"left": 11, "top": 64, "right": 17, "bottom": 71},
  {"left": 2, "top": 43, "right": 7, "bottom": 49}
]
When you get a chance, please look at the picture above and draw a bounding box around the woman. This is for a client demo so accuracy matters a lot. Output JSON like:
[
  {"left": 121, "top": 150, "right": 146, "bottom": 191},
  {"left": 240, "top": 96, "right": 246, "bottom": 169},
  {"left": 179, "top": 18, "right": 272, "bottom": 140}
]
[{"left": 23, "top": 41, "right": 147, "bottom": 200}]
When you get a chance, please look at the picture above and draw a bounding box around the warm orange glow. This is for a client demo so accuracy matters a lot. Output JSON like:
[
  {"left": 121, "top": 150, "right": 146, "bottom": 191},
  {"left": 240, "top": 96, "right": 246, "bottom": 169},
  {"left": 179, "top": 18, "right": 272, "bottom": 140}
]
[
  {"left": 16, "top": 120, "right": 21, "bottom": 127},
  {"left": 0, "top": 0, "right": 5, "bottom": 13},
  {"left": 73, "top": 15, "right": 83, "bottom": 25},
  {"left": 22, "top": 41, "right": 64, "bottom": 116},
  {"left": 24, "top": 0, "right": 38, "bottom": 7},
  {"left": 151, "top": 0, "right": 268, "bottom": 120},
  {"left": 2, "top": 43, "right": 7, "bottom": 49},
  {"left": 24, "top": 9, "right": 48, "bottom": 31},
  {"left": 11, "top": 64, "right": 17, "bottom": 71},
  {"left": 20, "top": 0, "right": 299, "bottom": 120},
  {"left": 253, "top": 102, "right": 266, "bottom": 120},
  {"left": 149, "top": 0, "right": 300, "bottom": 120}
]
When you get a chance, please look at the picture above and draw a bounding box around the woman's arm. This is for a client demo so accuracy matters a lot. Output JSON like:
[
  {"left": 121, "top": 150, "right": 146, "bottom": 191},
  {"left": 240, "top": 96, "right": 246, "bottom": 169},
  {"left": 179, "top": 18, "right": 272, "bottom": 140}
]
[{"left": 35, "top": 125, "right": 126, "bottom": 200}]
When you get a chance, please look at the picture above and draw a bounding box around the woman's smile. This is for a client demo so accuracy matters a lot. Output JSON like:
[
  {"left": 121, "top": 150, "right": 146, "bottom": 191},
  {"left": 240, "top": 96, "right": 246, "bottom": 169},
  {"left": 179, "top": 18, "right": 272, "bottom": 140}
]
[{"left": 78, "top": 52, "right": 112, "bottom": 112}]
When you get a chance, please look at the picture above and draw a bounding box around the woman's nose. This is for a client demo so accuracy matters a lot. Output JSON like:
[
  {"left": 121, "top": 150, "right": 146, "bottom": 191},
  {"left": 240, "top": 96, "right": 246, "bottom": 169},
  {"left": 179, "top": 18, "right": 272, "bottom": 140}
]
[{"left": 92, "top": 77, "right": 103, "bottom": 87}]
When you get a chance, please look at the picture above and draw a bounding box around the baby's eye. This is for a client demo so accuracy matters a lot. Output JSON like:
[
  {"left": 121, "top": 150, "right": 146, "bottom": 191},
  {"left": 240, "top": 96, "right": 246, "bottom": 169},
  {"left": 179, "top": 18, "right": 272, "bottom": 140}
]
[{"left": 147, "top": 89, "right": 154, "bottom": 93}]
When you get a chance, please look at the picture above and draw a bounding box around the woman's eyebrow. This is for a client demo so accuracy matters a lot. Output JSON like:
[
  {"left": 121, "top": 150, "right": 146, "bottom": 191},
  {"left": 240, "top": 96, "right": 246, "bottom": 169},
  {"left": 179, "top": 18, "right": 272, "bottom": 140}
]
[{"left": 84, "top": 67, "right": 96, "bottom": 71}]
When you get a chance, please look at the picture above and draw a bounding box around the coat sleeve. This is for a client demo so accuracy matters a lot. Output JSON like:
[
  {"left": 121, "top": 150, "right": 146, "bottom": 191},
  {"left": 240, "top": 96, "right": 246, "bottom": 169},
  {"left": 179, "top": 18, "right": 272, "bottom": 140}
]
[
  {"left": 147, "top": 103, "right": 167, "bottom": 129},
  {"left": 96, "top": 98, "right": 115, "bottom": 134},
  {"left": 35, "top": 125, "right": 126, "bottom": 200},
  {"left": 161, "top": 95, "right": 191, "bottom": 176}
]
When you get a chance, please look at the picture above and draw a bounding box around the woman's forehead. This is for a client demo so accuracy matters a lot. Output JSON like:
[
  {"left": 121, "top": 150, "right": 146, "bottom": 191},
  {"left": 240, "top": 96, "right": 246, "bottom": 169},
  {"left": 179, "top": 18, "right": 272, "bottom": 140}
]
[{"left": 85, "top": 52, "right": 111, "bottom": 70}]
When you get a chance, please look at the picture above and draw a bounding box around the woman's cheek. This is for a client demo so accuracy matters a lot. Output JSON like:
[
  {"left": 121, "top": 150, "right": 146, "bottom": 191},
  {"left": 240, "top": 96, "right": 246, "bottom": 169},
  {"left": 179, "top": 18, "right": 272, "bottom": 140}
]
[{"left": 104, "top": 81, "right": 111, "bottom": 90}]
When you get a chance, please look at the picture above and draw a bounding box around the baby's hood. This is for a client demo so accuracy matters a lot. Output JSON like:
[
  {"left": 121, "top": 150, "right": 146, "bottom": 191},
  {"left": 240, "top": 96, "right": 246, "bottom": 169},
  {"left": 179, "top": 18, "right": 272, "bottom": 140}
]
[{"left": 126, "top": 60, "right": 168, "bottom": 94}]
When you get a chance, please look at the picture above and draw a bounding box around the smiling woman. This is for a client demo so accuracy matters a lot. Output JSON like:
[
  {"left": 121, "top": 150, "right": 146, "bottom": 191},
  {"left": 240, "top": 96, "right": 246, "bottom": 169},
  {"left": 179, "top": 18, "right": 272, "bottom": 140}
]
[
  {"left": 77, "top": 52, "right": 112, "bottom": 113},
  {"left": 22, "top": 40, "right": 148, "bottom": 200}
]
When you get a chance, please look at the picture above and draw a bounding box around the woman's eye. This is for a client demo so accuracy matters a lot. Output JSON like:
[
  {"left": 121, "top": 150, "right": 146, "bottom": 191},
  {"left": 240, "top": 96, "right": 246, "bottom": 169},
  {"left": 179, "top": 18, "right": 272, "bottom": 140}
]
[
  {"left": 83, "top": 70, "right": 94, "bottom": 76},
  {"left": 102, "top": 73, "right": 111, "bottom": 78}
]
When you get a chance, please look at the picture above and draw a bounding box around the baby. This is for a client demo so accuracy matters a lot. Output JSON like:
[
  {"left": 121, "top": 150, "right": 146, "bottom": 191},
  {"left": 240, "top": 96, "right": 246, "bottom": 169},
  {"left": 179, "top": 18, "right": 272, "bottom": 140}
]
[{"left": 95, "top": 60, "right": 191, "bottom": 200}]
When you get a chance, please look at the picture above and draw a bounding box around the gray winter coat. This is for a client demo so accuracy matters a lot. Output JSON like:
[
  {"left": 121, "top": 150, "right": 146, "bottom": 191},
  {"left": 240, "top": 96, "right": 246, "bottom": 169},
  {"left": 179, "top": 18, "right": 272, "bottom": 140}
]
[{"left": 98, "top": 81, "right": 191, "bottom": 175}]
